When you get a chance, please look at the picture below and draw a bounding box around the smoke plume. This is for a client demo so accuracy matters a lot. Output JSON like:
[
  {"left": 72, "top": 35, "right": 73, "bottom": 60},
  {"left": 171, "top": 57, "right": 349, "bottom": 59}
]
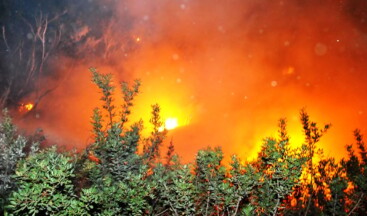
[{"left": 2, "top": 0, "right": 367, "bottom": 162}]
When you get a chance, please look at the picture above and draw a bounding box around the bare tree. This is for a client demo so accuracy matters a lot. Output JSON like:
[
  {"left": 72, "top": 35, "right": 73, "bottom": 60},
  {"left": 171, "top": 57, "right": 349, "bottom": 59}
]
[{"left": 1, "top": 10, "right": 66, "bottom": 110}]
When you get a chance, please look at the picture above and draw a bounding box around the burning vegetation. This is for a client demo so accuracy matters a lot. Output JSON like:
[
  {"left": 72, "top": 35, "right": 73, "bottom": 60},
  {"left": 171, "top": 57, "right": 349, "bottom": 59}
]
[
  {"left": 1, "top": 69, "right": 367, "bottom": 215},
  {"left": 1, "top": 0, "right": 367, "bottom": 214}
]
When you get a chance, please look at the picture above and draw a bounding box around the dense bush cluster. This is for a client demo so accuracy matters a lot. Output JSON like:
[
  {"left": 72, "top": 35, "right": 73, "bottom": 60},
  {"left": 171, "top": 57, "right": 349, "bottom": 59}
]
[{"left": 1, "top": 69, "right": 366, "bottom": 215}]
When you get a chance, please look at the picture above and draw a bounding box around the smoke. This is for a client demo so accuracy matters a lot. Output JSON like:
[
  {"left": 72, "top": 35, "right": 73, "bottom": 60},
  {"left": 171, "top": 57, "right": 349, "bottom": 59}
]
[{"left": 2, "top": 0, "right": 367, "bottom": 162}]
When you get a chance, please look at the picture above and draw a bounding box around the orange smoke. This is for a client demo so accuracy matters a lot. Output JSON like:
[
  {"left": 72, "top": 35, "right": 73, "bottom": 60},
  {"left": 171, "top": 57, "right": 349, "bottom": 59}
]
[{"left": 17, "top": 0, "right": 367, "bottom": 162}]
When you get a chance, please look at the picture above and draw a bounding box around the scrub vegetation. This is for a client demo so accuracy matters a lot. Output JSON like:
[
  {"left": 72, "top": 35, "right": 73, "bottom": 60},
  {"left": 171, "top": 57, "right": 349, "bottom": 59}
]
[{"left": 1, "top": 69, "right": 366, "bottom": 215}]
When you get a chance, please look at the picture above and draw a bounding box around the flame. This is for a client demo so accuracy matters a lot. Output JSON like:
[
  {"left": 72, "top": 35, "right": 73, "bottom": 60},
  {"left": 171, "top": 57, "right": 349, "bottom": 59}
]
[
  {"left": 88, "top": 151, "right": 100, "bottom": 164},
  {"left": 19, "top": 103, "right": 34, "bottom": 112},
  {"left": 165, "top": 118, "right": 178, "bottom": 130},
  {"left": 158, "top": 118, "right": 179, "bottom": 132},
  {"left": 25, "top": 103, "right": 34, "bottom": 111}
]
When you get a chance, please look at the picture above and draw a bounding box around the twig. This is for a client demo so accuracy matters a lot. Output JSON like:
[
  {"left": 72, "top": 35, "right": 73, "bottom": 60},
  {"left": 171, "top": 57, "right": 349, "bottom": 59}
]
[
  {"left": 272, "top": 198, "right": 280, "bottom": 216},
  {"left": 205, "top": 191, "right": 210, "bottom": 216},
  {"left": 22, "top": 85, "right": 58, "bottom": 119},
  {"left": 162, "top": 182, "right": 179, "bottom": 216},
  {"left": 155, "top": 208, "right": 169, "bottom": 216},
  {"left": 2, "top": 26, "right": 10, "bottom": 51},
  {"left": 304, "top": 194, "right": 312, "bottom": 216},
  {"left": 0, "top": 85, "right": 11, "bottom": 108},
  {"left": 48, "top": 10, "right": 67, "bottom": 23},
  {"left": 233, "top": 196, "right": 242, "bottom": 216},
  {"left": 347, "top": 193, "right": 364, "bottom": 216},
  {"left": 332, "top": 193, "right": 338, "bottom": 216}
]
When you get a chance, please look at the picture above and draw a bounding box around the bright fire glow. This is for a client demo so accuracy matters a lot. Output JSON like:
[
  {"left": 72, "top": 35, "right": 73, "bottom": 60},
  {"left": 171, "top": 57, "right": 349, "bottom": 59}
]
[
  {"left": 25, "top": 103, "right": 34, "bottom": 111},
  {"left": 158, "top": 118, "right": 179, "bottom": 132},
  {"left": 19, "top": 1, "right": 367, "bottom": 163},
  {"left": 19, "top": 103, "right": 34, "bottom": 112},
  {"left": 165, "top": 118, "right": 178, "bottom": 130}
]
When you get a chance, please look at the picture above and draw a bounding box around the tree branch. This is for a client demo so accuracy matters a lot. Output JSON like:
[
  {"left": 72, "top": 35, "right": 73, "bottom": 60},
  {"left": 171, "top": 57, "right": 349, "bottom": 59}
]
[{"left": 2, "top": 26, "right": 10, "bottom": 51}]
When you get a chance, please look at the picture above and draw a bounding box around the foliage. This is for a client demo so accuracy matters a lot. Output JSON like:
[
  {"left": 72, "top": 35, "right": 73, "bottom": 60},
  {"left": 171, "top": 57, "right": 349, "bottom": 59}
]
[
  {"left": 150, "top": 157, "right": 196, "bottom": 215},
  {"left": 193, "top": 147, "right": 230, "bottom": 215},
  {"left": 143, "top": 104, "right": 167, "bottom": 167},
  {"left": 6, "top": 146, "right": 84, "bottom": 215},
  {"left": 252, "top": 119, "right": 307, "bottom": 215},
  {"left": 341, "top": 129, "right": 367, "bottom": 215},
  {"left": 0, "top": 109, "right": 39, "bottom": 212},
  {"left": 77, "top": 68, "right": 158, "bottom": 215},
  {"left": 314, "top": 157, "right": 348, "bottom": 216},
  {"left": 79, "top": 167, "right": 154, "bottom": 216},
  {"left": 86, "top": 68, "right": 143, "bottom": 183},
  {"left": 294, "top": 109, "right": 332, "bottom": 215}
]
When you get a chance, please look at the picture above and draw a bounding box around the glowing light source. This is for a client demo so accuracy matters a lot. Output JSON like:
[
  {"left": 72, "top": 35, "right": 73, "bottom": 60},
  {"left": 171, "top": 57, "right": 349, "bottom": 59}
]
[
  {"left": 25, "top": 103, "right": 34, "bottom": 111},
  {"left": 165, "top": 118, "right": 178, "bottom": 130},
  {"left": 19, "top": 103, "right": 34, "bottom": 112},
  {"left": 159, "top": 118, "right": 179, "bottom": 132}
]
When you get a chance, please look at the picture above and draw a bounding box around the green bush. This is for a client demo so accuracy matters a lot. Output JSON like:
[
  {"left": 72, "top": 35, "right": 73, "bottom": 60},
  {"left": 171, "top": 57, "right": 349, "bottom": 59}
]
[
  {"left": 6, "top": 146, "right": 85, "bottom": 215},
  {"left": 0, "top": 109, "right": 39, "bottom": 212}
]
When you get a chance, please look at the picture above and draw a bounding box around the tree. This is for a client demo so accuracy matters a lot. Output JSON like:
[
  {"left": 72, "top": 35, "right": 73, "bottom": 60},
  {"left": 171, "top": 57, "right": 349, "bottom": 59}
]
[
  {"left": 85, "top": 68, "right": 142, "bottom": 183},
  {"left": 298, "top": 109, "right": 331, "bottom": 215},
  {"left": 0, "top": 1, "right": 67, "bottom": 109},
  {"left": 77, "top": 68, "right": 156, "bottom": 215},
  {"left": 341, "top": 129, "right": 367, "bottom": 215},
  {"left": 252, "top": 119, "right": 306, "bottom": 215}
]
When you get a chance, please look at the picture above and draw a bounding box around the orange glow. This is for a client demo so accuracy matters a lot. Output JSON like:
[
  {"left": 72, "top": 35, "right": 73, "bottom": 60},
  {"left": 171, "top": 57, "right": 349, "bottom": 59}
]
[{"left": 15, "top": 0, "right": 367, "bottom": 164}]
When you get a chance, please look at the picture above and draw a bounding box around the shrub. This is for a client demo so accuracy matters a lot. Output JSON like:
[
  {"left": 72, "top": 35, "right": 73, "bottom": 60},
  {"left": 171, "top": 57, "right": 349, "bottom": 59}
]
[
  {"left": 6, "top": 146, "right": 84, "bottom": 215},
  {"left": 0, "top": 109, "right": 39, "bottom": 212}
]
